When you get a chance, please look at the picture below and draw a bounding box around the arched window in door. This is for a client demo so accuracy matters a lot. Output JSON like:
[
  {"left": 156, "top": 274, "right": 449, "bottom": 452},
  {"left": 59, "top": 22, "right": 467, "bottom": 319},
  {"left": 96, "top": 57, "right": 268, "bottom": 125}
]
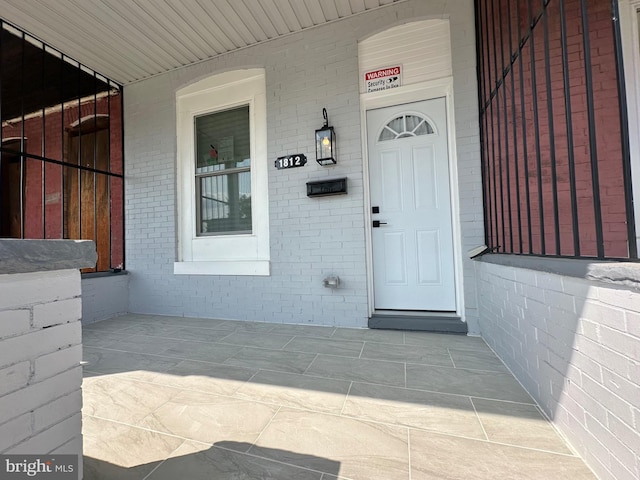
[{"left": 378, "top": 114, "right": 435, "bottom": 141}]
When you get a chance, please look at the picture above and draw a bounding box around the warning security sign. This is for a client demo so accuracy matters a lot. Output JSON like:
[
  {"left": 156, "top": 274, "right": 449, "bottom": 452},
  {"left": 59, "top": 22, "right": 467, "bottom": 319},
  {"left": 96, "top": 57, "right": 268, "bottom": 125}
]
[{"left": 364, "top": 65, "right": 402, "bottom": 93}]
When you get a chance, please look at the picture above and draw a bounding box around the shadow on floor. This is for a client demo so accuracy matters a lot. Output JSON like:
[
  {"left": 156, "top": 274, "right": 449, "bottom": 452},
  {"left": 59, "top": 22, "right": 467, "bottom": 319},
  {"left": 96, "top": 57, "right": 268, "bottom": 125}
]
[
  {"left": 80, "top": 315, "right": 597, "bottom": 480},
  {"left": 84, "top": 442, "right": 341, "bottom": 479}
]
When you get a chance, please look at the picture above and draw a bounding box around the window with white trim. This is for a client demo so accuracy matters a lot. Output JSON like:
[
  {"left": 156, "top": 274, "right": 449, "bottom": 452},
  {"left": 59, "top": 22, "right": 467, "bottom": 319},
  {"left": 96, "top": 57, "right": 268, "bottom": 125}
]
[
  {"left": 175, "top": 69, "right": 270, "bottom": 276},
  {"left": 195, "top": 105, "right": 251, "bottom": 235}
]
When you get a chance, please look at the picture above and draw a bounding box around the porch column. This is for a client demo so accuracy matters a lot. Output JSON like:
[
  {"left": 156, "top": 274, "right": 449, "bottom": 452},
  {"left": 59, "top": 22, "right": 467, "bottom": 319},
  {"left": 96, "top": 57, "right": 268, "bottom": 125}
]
[{"left": 0, "top": 239, "right": 96, "bottom": 480}]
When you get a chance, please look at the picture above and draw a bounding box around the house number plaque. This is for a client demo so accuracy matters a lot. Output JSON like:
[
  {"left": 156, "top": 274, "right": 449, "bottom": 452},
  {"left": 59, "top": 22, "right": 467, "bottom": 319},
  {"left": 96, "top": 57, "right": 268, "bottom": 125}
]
[{"left": 275, "top": 154, "right": 307, "bottom": 169}]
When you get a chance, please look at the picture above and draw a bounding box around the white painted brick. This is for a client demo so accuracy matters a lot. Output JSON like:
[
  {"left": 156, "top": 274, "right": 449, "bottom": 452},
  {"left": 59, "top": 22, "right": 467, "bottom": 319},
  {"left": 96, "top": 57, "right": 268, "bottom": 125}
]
[
  {"left": 626, "top": 311, "right": 640, "bottom": 339},
  {"left": 601, "top": 368, "right": 639, "bottom": 410},
  {"left": 0, "top": 368, "right": 81, "bottom": 423},
  {"left": 523, "top": 283, "right": 546, "bottom": 303},
  {"left": 608, "top": 412, "right": 640, "bottom": 458},
  {"left": 0, "top": 413, "right": 31, "bottom": 453},
  {"left": 549, "top": 321, "right": 582, "bottom": 351},
  {"left": 578, "top": 318, "right": 601, "bottom": 343},
  {"left": 123, "top": 0, "right": 482, "bottom": 331},
  {"left": 0, "top": 270, "right": 80, "bottom": 310},
  {"left": 544, "top": 290, "right": 576, "bottom": 314},
  {"left": 82, "top": 274, "right": 129, "bottom": 323},
  {"left": 0, "top": 310, "right": 31, "bottom": 338},
  {"left": 583, "top": 413, "right": 634, "bottom": 478},
  {"left": 50, "top": 434, "right": 83, "bottom": 479},
  {"left": 50, "top": 435, "right": 82, "bottom": 456},
  {"left": 6, "top": 413, "right": 82, "bottom": 455},
  {"left": 570, "top": 350, "right": 604, "bottom": 383},
  {"left": 562, "top": 277, "right": 599, "bottom": 301},
  {"left": 599, "top": 325, "right": 640, "bottom": 360},
  {"left": 0, "top": 361, "right": 30, "bottom": 397},
  {"left": 477, "top": 261, "right": 640, "bottom": 480},
  {"left": 33, "top": 390, "right": 82, "bottom": 432},
  {"left": 557, "top": 390, "right": 587, "bottom": 425},
  {"left": 609, "top": 456, "right": 638, "bottom": 480},
  {"left": 32, "top": 298, "right": 81, "bottom": 328},
  {"left": 597, "top": 286, "right": 640, "bottom": 314},
  {"left": 0, "top": 264, "right": 84, "bottom": 470},
  {"left": 580, "top": 301, "right": 626, "bottom": 331},
  {"left": 0, "top": 322, "right": 81, "bottom": 369},
  {"left": 566, "top": 383, "right": 614, "bottom": 426},
  {"left": 536, "top": 272, "right": 564, "bottom": 292},
  {"left": 574, "top": 336, "right": 631, "bottom": 381},
  {"left": 32, "top": 345, "right": 82, "bottom": 383}
]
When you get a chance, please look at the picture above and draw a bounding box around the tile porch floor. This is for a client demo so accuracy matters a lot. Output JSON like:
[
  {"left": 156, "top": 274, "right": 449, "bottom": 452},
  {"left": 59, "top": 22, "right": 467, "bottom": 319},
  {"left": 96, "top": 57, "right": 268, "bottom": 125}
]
[{"left": 81, "top": 314, "right": 596, "bottom": 480}]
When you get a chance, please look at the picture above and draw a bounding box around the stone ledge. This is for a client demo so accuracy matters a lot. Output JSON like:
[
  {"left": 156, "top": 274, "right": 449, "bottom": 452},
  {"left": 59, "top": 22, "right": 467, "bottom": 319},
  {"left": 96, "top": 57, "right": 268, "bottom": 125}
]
[
  {"left": 0, "top": 239, "right": 97, "bottom": 275},
  {"left": 477, "top": 253, "right": 640, "bottom": 291}
]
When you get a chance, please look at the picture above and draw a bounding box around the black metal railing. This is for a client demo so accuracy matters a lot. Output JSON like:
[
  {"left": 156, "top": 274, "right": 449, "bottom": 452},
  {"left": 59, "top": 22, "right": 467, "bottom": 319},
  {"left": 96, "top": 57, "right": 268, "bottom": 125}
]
[
  {"left": 475, "top": 0, "right": 636, "bottom": 259},
  {"left": 0, "top": 20, "right": 124, "bottom": 272}
]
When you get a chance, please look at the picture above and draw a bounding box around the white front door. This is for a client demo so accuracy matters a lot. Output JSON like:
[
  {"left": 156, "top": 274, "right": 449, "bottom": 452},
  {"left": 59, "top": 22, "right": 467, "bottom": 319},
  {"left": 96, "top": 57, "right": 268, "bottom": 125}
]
[{"left": 367, "top": 98, "right": 456, "bottom": 311}]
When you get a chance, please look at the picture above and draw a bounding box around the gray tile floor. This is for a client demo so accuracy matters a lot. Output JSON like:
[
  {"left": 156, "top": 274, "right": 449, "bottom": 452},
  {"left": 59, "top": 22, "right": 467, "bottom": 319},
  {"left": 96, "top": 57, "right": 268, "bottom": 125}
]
[{"left": 81, "top": 314, "right": 596, "bottom": 480}]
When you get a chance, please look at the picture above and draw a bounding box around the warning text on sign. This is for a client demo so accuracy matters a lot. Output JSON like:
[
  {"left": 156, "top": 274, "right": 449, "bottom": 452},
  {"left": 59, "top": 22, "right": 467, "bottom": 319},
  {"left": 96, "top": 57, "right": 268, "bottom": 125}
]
[{"left": 364, "top": 66, "right": 402, "bottom": 93}]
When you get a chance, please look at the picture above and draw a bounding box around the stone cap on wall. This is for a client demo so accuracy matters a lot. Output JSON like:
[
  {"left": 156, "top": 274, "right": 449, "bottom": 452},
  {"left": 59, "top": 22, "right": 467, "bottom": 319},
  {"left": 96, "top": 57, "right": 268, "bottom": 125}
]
[
  {"left": 0, "top": 239, "right": 97, "bottom": 274},
  {"left": 477, "top": 253, "right": 640, "bottom": 292}
]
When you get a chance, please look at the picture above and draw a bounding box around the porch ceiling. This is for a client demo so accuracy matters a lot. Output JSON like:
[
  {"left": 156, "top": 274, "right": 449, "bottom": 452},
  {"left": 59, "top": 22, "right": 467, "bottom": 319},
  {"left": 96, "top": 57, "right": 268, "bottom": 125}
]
[{"left": 0, "top": 0, "right": 403, "bottom": 86}]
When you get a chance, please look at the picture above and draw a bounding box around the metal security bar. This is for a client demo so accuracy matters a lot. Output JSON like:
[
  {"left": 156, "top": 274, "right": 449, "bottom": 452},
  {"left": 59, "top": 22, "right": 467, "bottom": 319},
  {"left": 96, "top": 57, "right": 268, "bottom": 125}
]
[
  {"left": 475, "top": 0, "right": 636, "bottom": 259},
  {"left": 0, "top": 20, "right": 125, "bottom": 272}
]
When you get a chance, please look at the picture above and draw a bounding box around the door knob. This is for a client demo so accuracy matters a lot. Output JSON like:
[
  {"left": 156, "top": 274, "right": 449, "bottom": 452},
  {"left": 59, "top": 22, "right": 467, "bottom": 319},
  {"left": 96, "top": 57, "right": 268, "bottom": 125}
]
[{"left": 372, "top": 220, "right": 387, "bottom": 228}]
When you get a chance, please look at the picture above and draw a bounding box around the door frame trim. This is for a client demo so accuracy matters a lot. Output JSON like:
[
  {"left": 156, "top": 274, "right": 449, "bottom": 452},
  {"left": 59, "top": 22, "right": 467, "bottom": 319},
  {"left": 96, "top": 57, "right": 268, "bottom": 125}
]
[{"left": 360, "top": 77, "right": 464, "bottom": 319}]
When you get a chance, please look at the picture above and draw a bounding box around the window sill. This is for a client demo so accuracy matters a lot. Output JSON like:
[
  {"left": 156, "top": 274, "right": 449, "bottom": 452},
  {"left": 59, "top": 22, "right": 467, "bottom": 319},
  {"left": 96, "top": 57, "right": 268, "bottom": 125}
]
[
  {"left": 82, "top": 269, "right": 128, "bottom": 279},
  {"left": 173, "top": 260, "right": 270, "bottom": 276}
]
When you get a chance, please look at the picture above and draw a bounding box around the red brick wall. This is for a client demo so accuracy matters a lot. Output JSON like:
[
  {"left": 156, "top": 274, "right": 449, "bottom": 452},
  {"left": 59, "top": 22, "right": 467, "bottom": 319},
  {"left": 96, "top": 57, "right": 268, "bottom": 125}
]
[
  {"left": 1, "top": 93, "right": 124, "bottom": 270},
  {"left": 477, "top": 0, "right": 629, "bottom": 258}
]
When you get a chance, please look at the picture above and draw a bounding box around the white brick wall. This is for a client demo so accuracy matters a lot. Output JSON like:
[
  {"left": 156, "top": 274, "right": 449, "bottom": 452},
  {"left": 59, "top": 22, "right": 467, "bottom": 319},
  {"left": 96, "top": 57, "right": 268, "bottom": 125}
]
[
  {"left": 0, "top": 269, "right": 83, "bottom": 478},
  {"left": 124, "top": 0, "right": 483, "bottom": 330},
  {"left": 81, "top": 274, "right": 129, "bottom": 324},
  {"left": 477, "top": 261, "right": 640, "bottom": 480}
]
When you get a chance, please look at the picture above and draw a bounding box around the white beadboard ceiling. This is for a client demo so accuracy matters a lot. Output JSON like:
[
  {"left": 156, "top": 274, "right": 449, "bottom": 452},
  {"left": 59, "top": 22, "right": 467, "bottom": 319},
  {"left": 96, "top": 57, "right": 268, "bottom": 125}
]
[{"left": 0, "top": 0, "right": 404, "bottom": 85}]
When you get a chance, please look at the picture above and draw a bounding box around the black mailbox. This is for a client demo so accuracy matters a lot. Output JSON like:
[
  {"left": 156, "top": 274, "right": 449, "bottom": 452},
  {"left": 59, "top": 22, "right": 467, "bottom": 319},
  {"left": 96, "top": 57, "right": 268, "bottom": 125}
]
[{"left": 306, "top": 177, "right": 348, "bottom": 197}]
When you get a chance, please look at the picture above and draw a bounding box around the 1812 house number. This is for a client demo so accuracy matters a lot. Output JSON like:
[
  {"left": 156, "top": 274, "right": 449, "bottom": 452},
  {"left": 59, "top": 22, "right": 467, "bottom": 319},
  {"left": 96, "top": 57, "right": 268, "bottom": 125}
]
[{"left": 275, "top": 154, "right": 307, "bottom": 169}]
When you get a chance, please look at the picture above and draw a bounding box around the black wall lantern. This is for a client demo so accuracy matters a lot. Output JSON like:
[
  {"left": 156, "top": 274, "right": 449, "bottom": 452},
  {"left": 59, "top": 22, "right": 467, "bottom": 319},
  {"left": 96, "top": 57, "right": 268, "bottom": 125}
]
[{"left": 315, "top": 108, "right": 336, "bottom": 166}]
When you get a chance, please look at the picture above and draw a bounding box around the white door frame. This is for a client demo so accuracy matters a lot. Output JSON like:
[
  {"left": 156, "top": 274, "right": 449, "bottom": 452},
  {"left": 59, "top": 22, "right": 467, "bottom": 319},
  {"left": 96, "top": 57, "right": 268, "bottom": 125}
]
[{"left": 360, "top": 77, "right": 464, "bottom": 318}]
